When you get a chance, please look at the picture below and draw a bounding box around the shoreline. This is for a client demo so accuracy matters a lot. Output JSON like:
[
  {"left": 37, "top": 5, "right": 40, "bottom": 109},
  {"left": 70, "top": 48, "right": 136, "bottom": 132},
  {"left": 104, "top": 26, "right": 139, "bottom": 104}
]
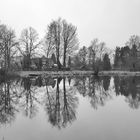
[
  {"left": 16, "top": 70, "right": 94, "bottom": 77},
  {"left": 15, "top": 70, "right": 140, "bottom": 77}
]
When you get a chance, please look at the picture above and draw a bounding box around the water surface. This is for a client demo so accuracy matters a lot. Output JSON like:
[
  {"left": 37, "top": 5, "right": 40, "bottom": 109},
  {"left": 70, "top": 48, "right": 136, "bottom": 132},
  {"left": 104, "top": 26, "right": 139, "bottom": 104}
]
[{"left": 0, "top": 75, "right": 140, "bottom": 140}]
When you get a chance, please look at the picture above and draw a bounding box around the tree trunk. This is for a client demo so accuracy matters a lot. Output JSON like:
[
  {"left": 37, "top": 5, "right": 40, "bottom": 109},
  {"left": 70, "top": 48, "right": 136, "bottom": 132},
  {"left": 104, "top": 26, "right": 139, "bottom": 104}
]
[{"left": 63, "top": 45, "right": 66, "bottom": 68}]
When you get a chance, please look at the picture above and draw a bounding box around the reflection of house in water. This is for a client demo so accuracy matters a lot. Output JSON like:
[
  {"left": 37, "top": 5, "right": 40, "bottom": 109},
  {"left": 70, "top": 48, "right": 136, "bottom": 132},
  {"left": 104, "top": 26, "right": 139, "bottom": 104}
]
[
  {"left": 29, "top": 76, "right": 56, "bottom": 88},
  {"left": 45, "top": 77, "right": 56, "bottom": 88}
]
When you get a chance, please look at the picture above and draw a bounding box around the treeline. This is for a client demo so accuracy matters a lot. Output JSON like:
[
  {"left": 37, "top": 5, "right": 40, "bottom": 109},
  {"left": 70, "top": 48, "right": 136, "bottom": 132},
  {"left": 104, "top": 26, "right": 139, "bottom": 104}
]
[
  {"left": 0, "top": 18, "right": 79, "bottom": 71},
  {"left": 114, "top": 35, "right": 140, "bottom": 71},
  {"left": 0, "top": 18, "right": 140, "bottom": 72},
  {"left": 71, "top": 39, "right": 112, "bottom": 71},
  {"left": 0, "top": 18, "right": 113, "bottom": 72}
]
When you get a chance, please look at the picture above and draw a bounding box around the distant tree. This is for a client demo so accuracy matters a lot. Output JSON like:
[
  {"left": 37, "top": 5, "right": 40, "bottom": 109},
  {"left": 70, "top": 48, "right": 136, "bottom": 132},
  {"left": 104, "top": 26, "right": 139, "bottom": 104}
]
[
  {"left": 62, "top": 20, "right": 79, "bottom": 68},
  {"left": 0, "top": 24, "right": 18, "bottom": 71},
  {"left": 89, "top": 38, "right": 107, "bottom": 60},
  {"left": 18, "top": 27, "right": 41, "bottom": 70},
  {"left": 47, "top": 19, "right": 62, "bottom": 69},
  {"left": 71, "top": 54, "right": 81, "bottom": 69},
  {"left": 114, "top": 47, "right": 121, "bottom": 68},
  {"left": 78, "top": 46, "right": 87, "bottom": 68},
  {"left": 114, "top": 44, "right": 140, "bottom": 71},
  {"left": 87, "top": 46, "right": 95, "bottom": 69},
  {"left": 131, "top": 44, "right": 137, "bottom": 57},
  {"left": 120, "top": 46, "right": 130, "bottom": 68},
  {"left": 126, "top": 35, "right": 140, "bottom": 50},
  {"left": 45, "top": 18, "right": 79, "bottom": 69},
  {"left": 94, "top": 58, "right": 103, "bottom": 73},
  {"left": 88, "top": 38, "right": 112, "bottom": 71},
  {"left": 43, "top": 24, "right": 55, "bottom": 58},
  {"left": 103, "top": 53, "right": 111, "bottom": 70},
  {"left": 130, "top": 44, "right": 138, "bottom": 71}
]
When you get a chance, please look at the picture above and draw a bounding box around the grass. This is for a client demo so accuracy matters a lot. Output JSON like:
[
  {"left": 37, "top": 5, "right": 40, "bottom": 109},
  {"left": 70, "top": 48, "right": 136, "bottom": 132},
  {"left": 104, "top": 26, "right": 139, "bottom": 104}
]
[{"left": 16, "top": 70, "right": 140, "bottom": 77}]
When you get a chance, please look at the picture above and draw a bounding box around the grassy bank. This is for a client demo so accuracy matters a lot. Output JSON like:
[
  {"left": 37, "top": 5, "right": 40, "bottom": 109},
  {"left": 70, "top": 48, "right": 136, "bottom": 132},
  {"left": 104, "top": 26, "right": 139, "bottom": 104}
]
[
  {"left": 17, "top": 70, "right": 95, "bottom": 77},
  {"left": 0, "top": 69, "right": 20, "bottom": 82},
  {"left": 16, "top": 70, "right": 140, "bottom": 77},
  {"left": 99, "top": 71, "right": 140, "bottom": 76}
]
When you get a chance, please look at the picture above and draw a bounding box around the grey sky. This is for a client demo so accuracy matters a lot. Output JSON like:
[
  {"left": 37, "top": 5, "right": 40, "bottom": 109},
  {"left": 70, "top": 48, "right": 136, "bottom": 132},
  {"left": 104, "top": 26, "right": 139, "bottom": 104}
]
[{"left": 0, "top": 0, "right": 140, "bottom": 49}]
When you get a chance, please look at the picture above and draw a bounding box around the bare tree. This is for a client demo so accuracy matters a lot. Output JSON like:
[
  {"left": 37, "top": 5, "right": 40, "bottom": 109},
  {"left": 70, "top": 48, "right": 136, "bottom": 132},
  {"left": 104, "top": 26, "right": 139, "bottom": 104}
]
[
  {"left": 47, "top": 19, "right": 62, "bottom": 69},
  {"left": 62, "top": 20, "right": 79, "bottom": 67},
  {"left": 45, "top": 18, "right": 79, "bottom": 69},
  {"left": 89, "top": 38, "right": 107, "bottom": 60},
  {"left": 87, "top": 46, "right": 95, "bottom": 67},
  {"left": 43, "top": 25, "right": 55, "bottom": 58},
  {"left": 78, "top": 46, "right": 88, "bottom": 67},
  {"left": 0, "top": 24, "right": 18, "bottom": 70},
  {"left": 18, "top": 27, "right": 41, "bottom": 70},
  {"left": 126, "top": 35, "right": 140, "bottom": 50}
]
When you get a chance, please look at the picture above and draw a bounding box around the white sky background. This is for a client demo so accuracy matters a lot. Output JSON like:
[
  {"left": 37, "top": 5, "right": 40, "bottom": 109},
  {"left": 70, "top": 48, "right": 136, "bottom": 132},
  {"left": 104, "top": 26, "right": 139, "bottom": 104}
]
[{"left": 0, "top": 0, "right": 140, "bottom": 49}]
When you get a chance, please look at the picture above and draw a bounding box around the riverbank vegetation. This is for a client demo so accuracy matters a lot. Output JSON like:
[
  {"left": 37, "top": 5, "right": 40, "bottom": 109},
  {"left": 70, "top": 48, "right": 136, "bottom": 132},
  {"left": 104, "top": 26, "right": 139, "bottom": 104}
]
[{"left": 0, "top": 19, "right": 140, "bottom": 76}]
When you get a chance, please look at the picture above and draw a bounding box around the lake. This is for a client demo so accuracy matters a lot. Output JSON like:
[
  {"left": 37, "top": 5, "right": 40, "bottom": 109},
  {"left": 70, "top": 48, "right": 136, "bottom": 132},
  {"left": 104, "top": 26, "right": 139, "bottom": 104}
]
[{"left": 0, "top": 75, "right": 140, "bottom": 140}]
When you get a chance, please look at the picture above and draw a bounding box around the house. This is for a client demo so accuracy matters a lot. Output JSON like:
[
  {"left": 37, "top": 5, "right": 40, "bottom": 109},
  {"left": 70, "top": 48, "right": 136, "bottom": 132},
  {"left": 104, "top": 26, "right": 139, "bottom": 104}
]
[
  {"left": 30, "top": 54, "right": 57, "bottom": 70},
  {"left": 30, "top": 57, "right": 42, "bottom": 70},
  {"left": 11, "top": 56, "right": 23, "bottom": 70},
  {"left": 42, "top": 55, "right": 55, "bottom": 70}
]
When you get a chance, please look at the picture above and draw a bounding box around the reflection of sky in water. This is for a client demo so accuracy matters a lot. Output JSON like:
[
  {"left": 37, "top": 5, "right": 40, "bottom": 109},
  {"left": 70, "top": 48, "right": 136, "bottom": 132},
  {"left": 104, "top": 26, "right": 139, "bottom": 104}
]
[{"left": 0, "top": 76, "right": 140, "bottom": 140}]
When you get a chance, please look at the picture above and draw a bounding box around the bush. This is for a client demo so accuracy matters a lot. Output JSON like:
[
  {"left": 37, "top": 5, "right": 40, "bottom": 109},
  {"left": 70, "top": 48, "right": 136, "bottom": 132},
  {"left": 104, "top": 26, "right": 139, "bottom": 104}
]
[{"left": 0, "top": 69, "right": 6, "bottom": 75}]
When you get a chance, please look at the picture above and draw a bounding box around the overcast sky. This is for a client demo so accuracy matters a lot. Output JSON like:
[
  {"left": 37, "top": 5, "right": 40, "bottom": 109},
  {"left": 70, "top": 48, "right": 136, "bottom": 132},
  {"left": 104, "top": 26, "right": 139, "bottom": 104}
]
[{"left": 0, "top": 0, "right": 140, "bottom": 49}]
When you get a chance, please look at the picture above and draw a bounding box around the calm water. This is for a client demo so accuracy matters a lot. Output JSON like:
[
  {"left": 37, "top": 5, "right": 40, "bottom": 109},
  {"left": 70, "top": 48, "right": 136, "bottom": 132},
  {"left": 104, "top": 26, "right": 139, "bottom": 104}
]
[{"left": 0, "top": 75, "right": 140, "bottom": 140}]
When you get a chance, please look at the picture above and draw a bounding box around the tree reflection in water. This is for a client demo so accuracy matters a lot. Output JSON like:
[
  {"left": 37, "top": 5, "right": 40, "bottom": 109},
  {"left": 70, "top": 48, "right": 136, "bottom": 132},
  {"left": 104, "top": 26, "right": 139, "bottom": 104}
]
[
  {"left": 114, "top": 76, "right": 140, "bottom": 109},
  {"left": 1, "top": 75, "right": 140, "bottom": 129},
  {"left": 0, "top": 78, "right": 21, "bottom": 126},
  {"left": 44, "top": 77, "right": 78, "bottom": 129},
  {"left": 74, "top": 76, "right": 112, "bottom": 109},
  {"left": 19, "top": 77, "right": 40, "bottom": 119}
]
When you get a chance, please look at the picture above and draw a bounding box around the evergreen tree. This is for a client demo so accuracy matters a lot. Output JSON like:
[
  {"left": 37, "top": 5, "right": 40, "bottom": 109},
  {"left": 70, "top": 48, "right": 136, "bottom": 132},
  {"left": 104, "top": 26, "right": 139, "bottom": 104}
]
[
  {"left": 114, "top": 47, "right": 121, "bottom": 68},
  {"left": 130, "top": 44, "right": 138, "bottom": 71},
  {"left": 103, "top": 53, "right": 111, "bottom": 70},
  {"left": 51, "top": 53, "right": 57, "bottom": 64}
]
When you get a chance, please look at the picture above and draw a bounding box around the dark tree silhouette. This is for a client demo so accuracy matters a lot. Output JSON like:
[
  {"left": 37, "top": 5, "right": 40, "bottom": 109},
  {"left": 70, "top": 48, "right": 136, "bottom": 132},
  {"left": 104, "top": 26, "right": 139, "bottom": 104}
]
[
  {"left": 103, "top": 76, "right": 111, "bottom": 91},
  {"left": 114, "top": 76, "right": 140, "bottom": 109},
  {"left": 103, "top": 53, "right": 111, "bottom": 70}
]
